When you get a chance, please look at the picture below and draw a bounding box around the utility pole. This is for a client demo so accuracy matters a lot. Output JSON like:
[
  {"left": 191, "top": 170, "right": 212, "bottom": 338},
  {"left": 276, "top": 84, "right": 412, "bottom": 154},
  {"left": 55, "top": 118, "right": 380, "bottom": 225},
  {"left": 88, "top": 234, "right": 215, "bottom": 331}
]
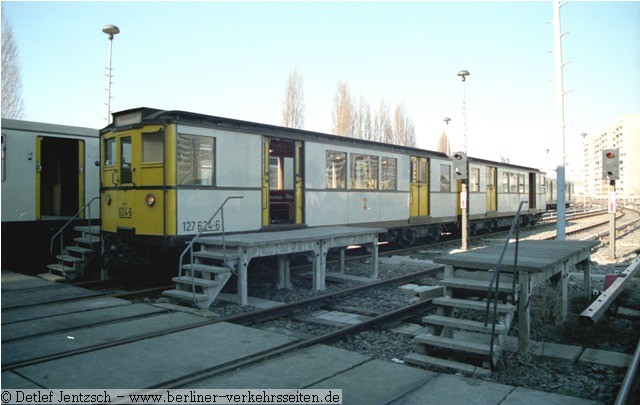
[
  {"left": 457, "top": 70, "right": 470, "bottom": 250},
  {"left": 102, "top": 24, "right": 120, "bottom": 124},
  {"left": 553, "top": 1, "right": 567, "bottom": 240}
]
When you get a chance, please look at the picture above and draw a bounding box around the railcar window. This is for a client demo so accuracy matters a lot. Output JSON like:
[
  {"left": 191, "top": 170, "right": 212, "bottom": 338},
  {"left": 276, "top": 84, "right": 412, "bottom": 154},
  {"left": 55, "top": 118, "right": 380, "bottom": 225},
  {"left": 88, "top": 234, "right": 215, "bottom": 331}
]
[
  {"left": 1, "top": 133, "right": 5, "bottom": 182},
  {"left": 326, "top": 151, "right": 346, "bottom": 189},
  {"left": 120, "top": 137, "right": 132, "bottom": 183},
  {"left": 510, "top": 173, "right": 518, "bottom": 193},
  {"left": 269, "top": 156, "right": 293, "bottom": 189},
  {"left": 104, "top": 138, "right": 116, "bottom": 166},
  {"left": 142, "top": 130, "right": 164, "bottom": 163},
  {"left": 470, "top": 168, "right": 480, "bottom": 192},
  {"left": 381, "top": 157, "right": 397, "bottom": 190},
  {"left": 439, "top": 164, "right": 450, "bottom": 192},
  {"left": 541, "top": 176, "right": 546, "bottom": 193},
  {"left": 502, "top": 172, "right": 509, "bottom": 193},
  {"left": 350, "top": 154, "right": 378, "bottom": 190},
  {"left": 518, "top": 174, "right": 525, "bottom": 193},
  {"left": 176, "top": 134, "right": 214, "bottom": 186}
]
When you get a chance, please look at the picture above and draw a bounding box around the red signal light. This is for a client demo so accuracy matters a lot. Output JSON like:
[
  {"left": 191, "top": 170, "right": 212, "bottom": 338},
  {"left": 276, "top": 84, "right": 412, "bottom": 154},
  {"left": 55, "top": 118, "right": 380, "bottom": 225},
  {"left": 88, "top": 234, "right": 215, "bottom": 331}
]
[{"left": 605, "top": 151, "right": 615, "bottom": 159}]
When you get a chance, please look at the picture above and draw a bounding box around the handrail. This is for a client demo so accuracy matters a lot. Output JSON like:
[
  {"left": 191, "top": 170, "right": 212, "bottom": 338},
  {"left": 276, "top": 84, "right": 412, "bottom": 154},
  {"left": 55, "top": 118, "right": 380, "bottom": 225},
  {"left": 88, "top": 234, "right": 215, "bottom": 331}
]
[
  {"left": 484, "top": 199, "right": 526, "bottom": 369},
  {"left": 49, "top": 196, "right": 101, "bottom": 256},
  {"left": 178, "top": 196, "right": 243, "bottom": 304}
]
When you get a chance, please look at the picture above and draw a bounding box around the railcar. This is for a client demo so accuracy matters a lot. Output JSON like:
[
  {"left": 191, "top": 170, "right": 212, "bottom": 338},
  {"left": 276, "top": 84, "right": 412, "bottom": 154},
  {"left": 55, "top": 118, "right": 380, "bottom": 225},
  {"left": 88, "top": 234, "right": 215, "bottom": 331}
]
[
  {"left": 99, "top": 107, "right": 547, "bottom": 276},
  {"left": 545, "top": 176, "right": 575, "bottom": 210},
  {"left": 1, "top": 118, "right": 101, "bottom": 272}
]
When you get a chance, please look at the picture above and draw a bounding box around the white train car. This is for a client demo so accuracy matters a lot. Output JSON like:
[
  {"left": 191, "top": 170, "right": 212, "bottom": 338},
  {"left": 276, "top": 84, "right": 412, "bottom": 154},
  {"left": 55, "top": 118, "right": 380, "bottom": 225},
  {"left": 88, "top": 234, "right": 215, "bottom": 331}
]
[{"left": 1, "top": 118, "right": 100, "bottom": 272}]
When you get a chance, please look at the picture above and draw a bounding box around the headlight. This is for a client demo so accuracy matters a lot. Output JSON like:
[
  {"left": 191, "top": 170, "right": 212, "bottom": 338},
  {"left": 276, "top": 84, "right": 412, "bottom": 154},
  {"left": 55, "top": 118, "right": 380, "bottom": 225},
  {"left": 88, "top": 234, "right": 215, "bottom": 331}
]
[
  {"left": 105, "top": 194, "right": 112, "bottom": 205},
  {"left": 145, "top": 194, "right": 156, "bottom": 206}
]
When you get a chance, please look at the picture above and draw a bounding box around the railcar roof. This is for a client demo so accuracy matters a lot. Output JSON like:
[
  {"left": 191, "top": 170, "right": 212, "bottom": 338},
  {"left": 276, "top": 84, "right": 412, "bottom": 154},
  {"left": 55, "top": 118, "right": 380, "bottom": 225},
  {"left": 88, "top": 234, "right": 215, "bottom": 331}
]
[
  {"left": 105, "top": 107, "right": 543, "bottom": 173},
  {"left": 2, "top": 118, "right": 99, "bottom": 138}
]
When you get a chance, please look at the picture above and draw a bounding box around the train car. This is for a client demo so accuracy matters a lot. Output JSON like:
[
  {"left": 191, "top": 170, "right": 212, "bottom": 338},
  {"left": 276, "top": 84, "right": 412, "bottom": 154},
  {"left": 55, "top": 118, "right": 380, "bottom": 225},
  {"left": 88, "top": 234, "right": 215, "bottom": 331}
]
[
  {"left": 98, "top": 107, "right": 547, "bottom": 276},
  {"left": 1, "top": 118, "right": 100, "bottom": 273},
  {"left": 545, "top": 176, "right": 574, "bottom": 210}
]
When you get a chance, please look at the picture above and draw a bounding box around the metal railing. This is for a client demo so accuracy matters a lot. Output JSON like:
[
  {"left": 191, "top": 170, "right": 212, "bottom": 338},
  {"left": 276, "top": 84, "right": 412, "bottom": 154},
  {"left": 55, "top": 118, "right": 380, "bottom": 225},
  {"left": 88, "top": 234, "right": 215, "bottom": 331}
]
[
  {"left": 484, "top": 199, "right": 526, "bottom": 368},
  {"left": 178, "top": 196, "right": 243, "bottom": 302},
  {"left": 49, "top": 196, "right": 101, "bottom": 256}
]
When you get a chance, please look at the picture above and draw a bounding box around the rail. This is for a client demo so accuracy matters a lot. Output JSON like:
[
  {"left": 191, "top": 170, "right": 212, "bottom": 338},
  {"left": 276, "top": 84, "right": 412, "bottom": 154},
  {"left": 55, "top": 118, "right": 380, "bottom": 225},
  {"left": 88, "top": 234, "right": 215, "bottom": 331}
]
[
  {"left": 178, "top": 196, "right": 243, "bottom": 304},
  {"left": 49, "top": 196, "right": 101, "bottom": 256},
  {"left": 484, "top": 199, "right": 526, "bottom": 369}
]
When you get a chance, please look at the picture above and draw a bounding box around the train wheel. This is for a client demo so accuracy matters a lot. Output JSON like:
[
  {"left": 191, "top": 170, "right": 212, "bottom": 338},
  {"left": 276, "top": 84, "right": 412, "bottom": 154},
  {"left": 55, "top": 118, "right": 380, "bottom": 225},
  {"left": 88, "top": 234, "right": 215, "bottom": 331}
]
[{"left": 400, "top": 229, "right": 417, "bottom": 247}]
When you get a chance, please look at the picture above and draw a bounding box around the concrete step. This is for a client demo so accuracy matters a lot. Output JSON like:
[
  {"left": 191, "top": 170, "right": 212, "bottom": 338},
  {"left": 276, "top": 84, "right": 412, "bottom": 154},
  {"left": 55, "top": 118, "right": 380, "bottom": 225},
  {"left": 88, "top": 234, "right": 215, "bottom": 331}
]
[
  {"left": 441, "top": 277, "right": 520, "bottom": 294},
  {"left": 403, "top": 352, "right": 493, "bottom": 377},
  {"left": 172, "top": 276, "right": 223, "bottom": 288},
  {"left": 192, "top": 249, "right": 240, "bottom": 261},
  {"left": 433, "top": 297, "right": 516, "bottom": 313},
  {"left": 182, "top": 263, "right": 231, "bottom": 275},
  {"left": 414, "top": 333, "right": 499, "bottom": 357},
  {"left": 66, "top": 245, "right": 96, "bottom": 255},
  {"left": 46, "top": 263, "right": 77, "bottom": 276},
  {"left": 423, "top": 314, "right": 508, "bottom": 335},
  {"left": 74, "top": 236, "right": 102, "bottom": 246},
  {"left": 163, "top": 289, "right": 210, "bottom": 304},
  {"left": 55, "top": 254, "right": 85, "bottom": 265}
]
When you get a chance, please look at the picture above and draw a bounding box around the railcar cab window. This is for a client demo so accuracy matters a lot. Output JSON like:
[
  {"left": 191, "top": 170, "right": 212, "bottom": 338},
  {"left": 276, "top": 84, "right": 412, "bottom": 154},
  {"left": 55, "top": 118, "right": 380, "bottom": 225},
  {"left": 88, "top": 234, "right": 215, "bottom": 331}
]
[
  {"left": 176, "top": 133, "right": 214, "bottom": 186},
  {"left": 439, "top": 164, "right": 450, "bottom": 192},
  {"left": 503, "top": 172, "right": 509, "bottom": 193},
  {"left": 326, "top": 151, "right": 346, "bottom": 189},
  {"left": 350, "top": 154, "right": 378, "bottom": 189},
  {"left": 104, "top": 138, "right": 116, "bottom": 166},
  {"left": 381, "top": 157, "right": 397, "bottom": 190},
  {"left": 120, "top": 136, "right": 132, "bottom": 183},
  {"left": 510, "top": 173, "right": 518, "bottom": 193},
  {"left": 142, "top": 130, "right": 164, "bottom": 163}
]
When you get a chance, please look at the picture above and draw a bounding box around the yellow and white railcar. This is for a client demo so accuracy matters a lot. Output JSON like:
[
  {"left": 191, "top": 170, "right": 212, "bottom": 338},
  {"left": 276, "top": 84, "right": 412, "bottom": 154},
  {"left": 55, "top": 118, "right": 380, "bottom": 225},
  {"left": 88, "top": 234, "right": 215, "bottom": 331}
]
[{"left": 100, "top": 108, "right": 545, "bottom": 274}]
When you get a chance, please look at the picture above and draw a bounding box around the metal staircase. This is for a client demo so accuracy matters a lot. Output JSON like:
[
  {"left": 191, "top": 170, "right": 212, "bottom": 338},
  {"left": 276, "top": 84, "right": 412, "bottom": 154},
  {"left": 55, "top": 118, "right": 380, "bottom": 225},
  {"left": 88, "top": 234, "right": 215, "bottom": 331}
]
[
  {"left": 163, "top": 196, "right": 243, "bottom": 309},
  {"left": 404, "top": 200, "right": 527, "bottom": 375},
  {"left": 41, "top": 198, "right": 102, "bottom": 282}
]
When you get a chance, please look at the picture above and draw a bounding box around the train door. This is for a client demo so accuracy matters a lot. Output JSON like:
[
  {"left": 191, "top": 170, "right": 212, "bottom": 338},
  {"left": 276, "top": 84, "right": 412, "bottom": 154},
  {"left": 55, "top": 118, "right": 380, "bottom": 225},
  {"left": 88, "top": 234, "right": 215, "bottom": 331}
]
[
  {"left": 35, "top": 136, "right": 83, "bottom": 219},
  {"left": 261, "top": 138, "right": 304, "bottom": 226},
  {"left": 486, "top": 166, "right": 497, "bottom": 212},
  {"left": 410, "top": 156, "right": 429, "bottom": 218},
  {"left": 528, "top": 173, "right": 536, "bottom": 209}
]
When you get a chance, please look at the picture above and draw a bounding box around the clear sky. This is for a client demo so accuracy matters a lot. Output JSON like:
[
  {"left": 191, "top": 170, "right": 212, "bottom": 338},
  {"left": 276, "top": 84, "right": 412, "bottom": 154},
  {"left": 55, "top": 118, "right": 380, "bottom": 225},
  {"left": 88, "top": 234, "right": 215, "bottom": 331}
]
[{"left": 2, "top": 1, "right": 639, "bottom": 175}]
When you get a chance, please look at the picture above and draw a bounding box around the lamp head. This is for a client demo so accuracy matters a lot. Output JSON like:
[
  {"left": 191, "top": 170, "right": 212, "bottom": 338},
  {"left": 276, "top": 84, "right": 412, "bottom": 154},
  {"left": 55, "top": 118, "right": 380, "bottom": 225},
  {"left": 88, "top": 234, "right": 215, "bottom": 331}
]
[{"left": 102, "top": 24, "right": 120, "bottom": 40}]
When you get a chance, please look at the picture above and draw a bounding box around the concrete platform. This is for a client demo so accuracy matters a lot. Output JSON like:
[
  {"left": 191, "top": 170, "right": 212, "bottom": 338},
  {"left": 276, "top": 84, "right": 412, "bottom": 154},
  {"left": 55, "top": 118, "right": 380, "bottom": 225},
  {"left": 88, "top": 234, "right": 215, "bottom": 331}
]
[
  {"left": 2, "top": 311, "right": 209, "bottom": 366},
  {"left": 1, "top": 297, "right": 131, "bottom": 325},
  {"left": 390, "top": 372, "right": 601, "bottom": 405},
  {"left": 1, "top": 303, "right": 167, "bottom": 341},
  {"left": 1, "top": 283, "right": 103, "bottom": 309},
  {"left": 11, "top": 322, "right": 298, "bottom": 388}
]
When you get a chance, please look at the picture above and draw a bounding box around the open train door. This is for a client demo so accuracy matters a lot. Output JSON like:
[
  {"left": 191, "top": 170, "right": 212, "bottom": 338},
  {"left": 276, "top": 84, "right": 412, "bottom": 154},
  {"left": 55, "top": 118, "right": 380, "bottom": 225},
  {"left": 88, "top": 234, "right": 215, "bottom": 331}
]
[
  {"left": 409, "top": 156, "right": 429, "bottom": 218},
  {"left": 35, "top": 136, "right": 83, "bottom": 219},
  {"left": 486, "top": 166, "right": 497, "bottom": 212},
  {"left": 262, "top": 138, "right": 304, "bottom": 226},
  {"left": 528, "top": 172, "right": 536, "bottom": 209}
]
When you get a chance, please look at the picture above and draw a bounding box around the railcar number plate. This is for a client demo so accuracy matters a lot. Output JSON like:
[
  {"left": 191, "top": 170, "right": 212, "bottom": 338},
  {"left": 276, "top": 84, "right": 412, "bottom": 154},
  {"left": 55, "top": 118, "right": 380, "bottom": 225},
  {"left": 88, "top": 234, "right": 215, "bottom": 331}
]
[
  {"left": 119, "top": 203, "right": 132, "bottom": 218},
  {"left": 182, "top": 219, "right": 221, "bottom": 232}
]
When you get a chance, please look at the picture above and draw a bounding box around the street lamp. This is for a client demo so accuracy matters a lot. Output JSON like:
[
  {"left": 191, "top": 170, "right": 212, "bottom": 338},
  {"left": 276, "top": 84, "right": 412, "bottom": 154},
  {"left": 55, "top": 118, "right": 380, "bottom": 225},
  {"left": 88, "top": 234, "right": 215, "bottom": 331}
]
[
  {"left": 457, "top": 70, "right": 470, "bottom": 250},
  {"left": 102, "top": 24, "right": 120, "bottom": 124}
]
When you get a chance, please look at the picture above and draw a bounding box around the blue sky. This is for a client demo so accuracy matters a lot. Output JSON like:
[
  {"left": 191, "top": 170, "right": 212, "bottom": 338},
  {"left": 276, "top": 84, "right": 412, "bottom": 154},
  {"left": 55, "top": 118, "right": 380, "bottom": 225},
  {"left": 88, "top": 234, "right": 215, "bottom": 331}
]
[{"left": 3, "top": 1, "right": 639, "bottom": 174}]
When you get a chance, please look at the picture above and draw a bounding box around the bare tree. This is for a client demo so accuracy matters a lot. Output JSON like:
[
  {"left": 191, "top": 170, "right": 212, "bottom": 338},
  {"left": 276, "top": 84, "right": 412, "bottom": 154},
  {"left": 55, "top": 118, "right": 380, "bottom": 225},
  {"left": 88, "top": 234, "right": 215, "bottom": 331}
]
[
  {"left": 281, "top": 68, "right": 305, "bottom": 129},
  {"left": 437, "top": 131, "right": 451, "bottom": 155},
  {"left": 393, "top": 103, "right": 416, "bottom": 147},
  {"left": 331, "top": 81, "right": 355, "bottom": 136},
  {"left": 1, "top": 8, "right": 25, "bottom": 119},
  {"left": 354, "top": 95, "right": 372, "bottom": 140},
  {"left": 373, "top": 99, "right": 393, "bottom": 144}
]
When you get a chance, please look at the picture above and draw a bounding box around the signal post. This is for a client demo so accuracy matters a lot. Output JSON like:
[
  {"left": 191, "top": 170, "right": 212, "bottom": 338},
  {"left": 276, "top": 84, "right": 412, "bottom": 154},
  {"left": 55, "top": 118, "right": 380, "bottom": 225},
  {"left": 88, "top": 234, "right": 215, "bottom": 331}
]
[
  {"left": 602, "top": 149, "right": 619, "bottom": 259},
  {"left": 452, "top": 152, "right": 469, "bottom": 250}
]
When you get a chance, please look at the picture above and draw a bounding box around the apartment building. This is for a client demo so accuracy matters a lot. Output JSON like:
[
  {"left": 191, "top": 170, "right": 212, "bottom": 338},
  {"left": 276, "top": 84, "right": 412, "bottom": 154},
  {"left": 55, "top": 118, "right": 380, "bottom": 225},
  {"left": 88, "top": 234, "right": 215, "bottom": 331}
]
[{"left": 580, "top": 113, "right": 640, "bottom": 202}]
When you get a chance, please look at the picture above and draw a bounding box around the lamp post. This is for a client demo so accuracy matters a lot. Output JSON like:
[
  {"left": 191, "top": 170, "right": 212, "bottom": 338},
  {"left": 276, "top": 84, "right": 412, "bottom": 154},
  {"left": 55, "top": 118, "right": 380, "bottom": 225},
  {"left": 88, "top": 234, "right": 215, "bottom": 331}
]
[
  {"left": 457, "top": 70, "right": 470, "bottom": 250},
  {"left": 102, "top": 24, "right": 120, "bottom": 124},
  {"left": 581, "top": 132, "right": 588, "bottom": 210}
]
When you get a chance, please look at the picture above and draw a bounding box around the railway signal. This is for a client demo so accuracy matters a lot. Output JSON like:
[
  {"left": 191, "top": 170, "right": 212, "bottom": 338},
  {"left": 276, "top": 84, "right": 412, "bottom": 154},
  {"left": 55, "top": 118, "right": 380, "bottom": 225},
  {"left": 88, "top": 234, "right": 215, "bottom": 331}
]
[
  {"left": 451, "top": 152, "right": 468, "bottom": 180},
  {"left": 602, "top": 148, "right": 620, "bottom": 181}
]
